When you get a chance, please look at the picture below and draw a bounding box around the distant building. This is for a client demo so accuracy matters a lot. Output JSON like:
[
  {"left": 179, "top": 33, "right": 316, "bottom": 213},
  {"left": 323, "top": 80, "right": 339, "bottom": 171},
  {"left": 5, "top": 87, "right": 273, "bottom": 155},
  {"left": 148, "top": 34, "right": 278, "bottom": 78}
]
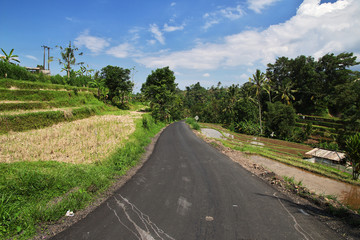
[
  {"left": 305, "top": 148, "right": 346, "bottom": 165},
  {"left": 25, "top": 67, "right": 51, "bottom": 75}
]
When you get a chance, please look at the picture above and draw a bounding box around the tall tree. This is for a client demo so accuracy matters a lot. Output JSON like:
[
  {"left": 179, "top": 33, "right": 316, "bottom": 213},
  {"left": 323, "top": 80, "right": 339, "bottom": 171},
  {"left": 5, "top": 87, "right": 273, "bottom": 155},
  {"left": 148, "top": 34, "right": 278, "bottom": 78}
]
[
  {"left": 141, "top": 66, "right": 177, "bottom": 121},
  {"left": 249, "top": 69, "right": 267, "bottom": 135},
  {"left": 101, "top": 65, "right": 134, "bottom": 106},
  {"left": 57, "top": 41, "right": 83, "bottom": 78}
]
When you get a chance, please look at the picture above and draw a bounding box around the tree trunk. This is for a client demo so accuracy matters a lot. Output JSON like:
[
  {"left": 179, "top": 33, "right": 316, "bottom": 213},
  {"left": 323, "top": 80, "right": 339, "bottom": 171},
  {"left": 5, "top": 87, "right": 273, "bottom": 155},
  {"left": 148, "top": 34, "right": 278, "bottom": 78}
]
[{"left": 258, "top": 96, "right": 262, "bottom": 135}]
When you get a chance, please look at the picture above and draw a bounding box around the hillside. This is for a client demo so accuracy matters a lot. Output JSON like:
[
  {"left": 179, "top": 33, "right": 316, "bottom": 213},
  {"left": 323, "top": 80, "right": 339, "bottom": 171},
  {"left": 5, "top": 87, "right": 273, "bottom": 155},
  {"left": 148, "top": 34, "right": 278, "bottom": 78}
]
[{"left": 0, "top": 78, "right": 111, "bottom": 134}]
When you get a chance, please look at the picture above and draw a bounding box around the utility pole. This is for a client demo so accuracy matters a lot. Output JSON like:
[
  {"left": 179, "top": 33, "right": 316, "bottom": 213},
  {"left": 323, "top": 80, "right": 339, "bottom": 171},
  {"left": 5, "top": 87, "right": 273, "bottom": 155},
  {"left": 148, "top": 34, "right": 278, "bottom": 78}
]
[{"left": 41, "top": 45, "right": 51, "bottom": 70}]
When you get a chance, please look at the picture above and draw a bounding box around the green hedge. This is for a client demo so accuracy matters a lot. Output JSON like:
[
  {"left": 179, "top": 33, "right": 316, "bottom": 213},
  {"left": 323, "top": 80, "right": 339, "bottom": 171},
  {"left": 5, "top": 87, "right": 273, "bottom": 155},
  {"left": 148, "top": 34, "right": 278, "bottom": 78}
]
[
  {"left": 0, "top": 79, "right": 97, "bottom": 94},
  {"left": 0, "top": 106, "right": 106, "bottom": 134}
]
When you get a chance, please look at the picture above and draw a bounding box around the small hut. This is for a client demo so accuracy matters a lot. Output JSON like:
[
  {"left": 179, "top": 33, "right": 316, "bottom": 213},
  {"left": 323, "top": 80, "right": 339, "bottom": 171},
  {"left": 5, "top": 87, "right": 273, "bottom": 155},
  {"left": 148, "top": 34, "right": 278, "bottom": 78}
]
[{"left": 305, "top": 148, "right": 346, "bottom": 165}]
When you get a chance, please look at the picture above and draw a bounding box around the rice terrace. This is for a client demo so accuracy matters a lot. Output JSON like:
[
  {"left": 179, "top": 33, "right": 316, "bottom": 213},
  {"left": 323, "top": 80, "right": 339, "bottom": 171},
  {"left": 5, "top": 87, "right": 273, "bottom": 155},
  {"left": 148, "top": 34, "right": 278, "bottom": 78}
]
[{"left": 1, "top": 0, "right": 360, "bottom": 239}]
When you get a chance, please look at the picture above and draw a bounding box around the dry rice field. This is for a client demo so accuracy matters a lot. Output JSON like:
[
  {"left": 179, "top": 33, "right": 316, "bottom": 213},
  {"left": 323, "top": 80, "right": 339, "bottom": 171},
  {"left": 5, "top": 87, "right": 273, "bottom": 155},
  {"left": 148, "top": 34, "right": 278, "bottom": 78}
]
[{"left": 0, "top": 113, "right": 140, "bottom": 164}]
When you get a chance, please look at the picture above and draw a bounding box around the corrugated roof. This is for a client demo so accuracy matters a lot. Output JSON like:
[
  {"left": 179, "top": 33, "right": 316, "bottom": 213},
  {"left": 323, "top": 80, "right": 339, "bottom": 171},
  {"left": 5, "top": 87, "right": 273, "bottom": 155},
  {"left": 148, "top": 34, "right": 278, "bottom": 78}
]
[{"left": 305, "top": 148, "right": 346, "bottom": 162}]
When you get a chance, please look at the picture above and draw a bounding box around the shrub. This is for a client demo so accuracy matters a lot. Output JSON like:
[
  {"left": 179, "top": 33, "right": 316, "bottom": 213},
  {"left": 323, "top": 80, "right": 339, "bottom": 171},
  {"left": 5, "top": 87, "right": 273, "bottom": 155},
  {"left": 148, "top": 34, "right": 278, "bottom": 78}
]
[
  {"left": 236, "top": 120, "right": 261, "bottom": 136},
  {"left": 265, "top": 102, "right": 297, "bottom": 140}
]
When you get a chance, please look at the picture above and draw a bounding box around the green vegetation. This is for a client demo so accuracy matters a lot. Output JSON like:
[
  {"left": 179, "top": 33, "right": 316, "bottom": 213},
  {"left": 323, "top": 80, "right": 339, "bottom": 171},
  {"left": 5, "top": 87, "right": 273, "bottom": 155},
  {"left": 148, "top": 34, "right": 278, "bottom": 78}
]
[
  {"left": 185, "top": 117, "right": 200, "bottom": 130},
  {"left": 101, "top": 65, "right": 134, "bottom": 107},
  {"left": 345, "top": 133, "right": 360, "bottom": 180},
  {"left": 0, "top": 114, "right": 165, "bottom": 239}
]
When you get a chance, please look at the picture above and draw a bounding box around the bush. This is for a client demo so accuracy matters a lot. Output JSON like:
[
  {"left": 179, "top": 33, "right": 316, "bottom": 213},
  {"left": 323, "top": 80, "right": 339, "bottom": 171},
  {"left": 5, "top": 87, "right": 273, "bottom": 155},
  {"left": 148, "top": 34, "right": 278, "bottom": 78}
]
[
  {"left": 185, "top": 117, "right": 200, "bottom": 130},
  {"left": 265, "top": 102, "right": 297, "bottom": 140},
  {"left": 0, "top": 62, "right": 36, "bottom": 81},
  {"left": 236, "top": 120, "right": 261, "bottom": 136}
]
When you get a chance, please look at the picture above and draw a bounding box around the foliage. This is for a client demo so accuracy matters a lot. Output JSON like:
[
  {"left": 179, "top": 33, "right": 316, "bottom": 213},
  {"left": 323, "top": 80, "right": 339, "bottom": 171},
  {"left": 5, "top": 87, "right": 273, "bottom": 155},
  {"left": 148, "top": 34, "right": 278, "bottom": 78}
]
[
  {"left": 0, "top": 48, "right": 20, "bottom": 64},
  {"left": 249, "top": 69, "right": 268, "bottom": 135},
  {"left": 185, "top": 117, "right": 200, "bottom": 130},
  {"left": 265, "top": 102, "right": 297, "bottom": 140},
  {"left": 101, "top": 65, "right": 134, "bottom": 108},
  {"left": 57, "top": 41, "right": 83, "bottom": 78},
  {"left": 236, "top": 120, "right": 261, "bottom": 136},
  {"left": 345, "top": 133, "right": 360, "bottom": 180},
  {"left": 141, "top": 66, "right": 177, "bottom": 121},
  {"left": 0, "top": 61, "right": 37, "bottom": 80}
]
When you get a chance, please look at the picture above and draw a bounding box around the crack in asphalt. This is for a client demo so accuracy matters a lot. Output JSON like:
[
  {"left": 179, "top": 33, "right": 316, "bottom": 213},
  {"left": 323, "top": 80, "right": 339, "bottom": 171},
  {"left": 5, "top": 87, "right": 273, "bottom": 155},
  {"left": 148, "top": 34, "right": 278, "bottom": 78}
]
[
  {"left": 274, "top": 193, "right": 313, "bottom": 240},
  {"left": 108, "top": 194, "right": 175, "bottom": 240}
]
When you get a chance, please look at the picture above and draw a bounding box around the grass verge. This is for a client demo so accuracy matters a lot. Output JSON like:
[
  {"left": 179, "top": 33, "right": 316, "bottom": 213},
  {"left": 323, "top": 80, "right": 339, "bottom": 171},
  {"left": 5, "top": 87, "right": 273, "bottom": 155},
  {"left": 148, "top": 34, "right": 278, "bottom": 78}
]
[{"left": 0, "top": 114, "right": 165, "bottom": 239}]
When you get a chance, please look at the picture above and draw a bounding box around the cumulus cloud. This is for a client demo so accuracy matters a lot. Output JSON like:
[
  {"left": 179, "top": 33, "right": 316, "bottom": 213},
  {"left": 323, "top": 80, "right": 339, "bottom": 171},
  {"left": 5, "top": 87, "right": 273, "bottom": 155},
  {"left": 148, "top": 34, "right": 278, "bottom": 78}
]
[
  {"left": 247, "top": 0, "right": 281, "bottom": 13},
  {"left": 136, "top": 0, "right": 360, "bottom": 71},
  {"left": 171, "top": 2, "right": 176, "bottom": 7},
  {"left": 25, "top": 55, "right": 38, "bottom": 61},
  {"left": 163, "top": 23, "right": 185, "bottom": 32},
  {"left": 106, "top": 43, "right": 134, "bottom": 58},
  {"left": 75, "top": 30, "right": 110, "bottom": 54},
  {"left": 149, "top": 24, "right": 165, "bottom": 44},
  {"left": 203, "top": 73, "right": 210, "bottom": 77},
  {"left": 203, "top": 5, "right": 245, "bottom": 29}
]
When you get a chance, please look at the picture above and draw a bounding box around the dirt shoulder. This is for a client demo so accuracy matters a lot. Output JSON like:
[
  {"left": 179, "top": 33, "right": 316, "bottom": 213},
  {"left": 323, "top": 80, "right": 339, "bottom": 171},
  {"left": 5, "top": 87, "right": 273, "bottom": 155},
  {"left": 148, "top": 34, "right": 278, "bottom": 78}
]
[{"left": 193, "top": 129, "right": 360, "bottom": 240}]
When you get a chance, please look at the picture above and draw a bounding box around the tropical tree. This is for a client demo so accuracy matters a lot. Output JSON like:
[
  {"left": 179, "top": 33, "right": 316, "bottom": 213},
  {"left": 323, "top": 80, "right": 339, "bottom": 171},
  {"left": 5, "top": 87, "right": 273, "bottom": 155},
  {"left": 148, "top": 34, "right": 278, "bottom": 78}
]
[
  {"left": 101, "top": 65, "right": 134, "bottom": 106},
  {"left": 57, "top": 41, "right": 83, "bottom": 78},
  {"left": 345, "top": 133, "right": 360, "bottom": 180},
  {"left": 249, "top": 69, "right": 267, "bottom": 135},
  {"left": 89, "top": 71, "right": 106, "bottom": 99},
  {"left": 1, "top": 48, "right": 20, "bottom": 64},
  {"left": 275, "top": 81, "right": 297, "bottom": 105},
  {"left": 141, "top": 66, "right": 177, "bottom": 121}
]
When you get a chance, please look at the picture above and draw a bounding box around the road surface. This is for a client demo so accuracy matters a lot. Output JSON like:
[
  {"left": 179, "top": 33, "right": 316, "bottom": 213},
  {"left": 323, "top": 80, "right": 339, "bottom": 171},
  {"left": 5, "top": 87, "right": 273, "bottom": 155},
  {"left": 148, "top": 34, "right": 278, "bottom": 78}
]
[{"left": 52, "top": 121, "right": 341, "bottom": 240}]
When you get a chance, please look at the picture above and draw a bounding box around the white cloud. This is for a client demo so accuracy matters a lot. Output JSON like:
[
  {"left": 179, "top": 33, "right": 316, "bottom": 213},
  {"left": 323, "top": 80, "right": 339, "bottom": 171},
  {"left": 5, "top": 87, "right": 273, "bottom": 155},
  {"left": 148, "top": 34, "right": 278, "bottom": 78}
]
[
  {"left": 65, "top": 17, "right": 73, "bottom": 21},
  {"left": 106, "top": 43, "right": 134, "bottom": 58},
  {"left": 203, "top": 73, "right": 210, "bottom": 77},
  {"left": 136, "top": 0, "right": 360, "bottom": 71},
  {"left": 149, "top": 24, "right": 165, "bottom": 44},
  {"left": 247, "top": 0, "right": 281, "bottom": 13},
  {"left": 75, "top": 30, "right": 110, "bottom": 54},
  {"left": 163, "top": 23, "right": 185, "bottom": 32},
  {"left": 25, "top": 55, "right": 38, "bottom": 61},
  {"left": 203, "top": 5, "right": 245, "bottom": 29},
  {"left": 171, "top": 2, "right": 176, "bottom": 7}
]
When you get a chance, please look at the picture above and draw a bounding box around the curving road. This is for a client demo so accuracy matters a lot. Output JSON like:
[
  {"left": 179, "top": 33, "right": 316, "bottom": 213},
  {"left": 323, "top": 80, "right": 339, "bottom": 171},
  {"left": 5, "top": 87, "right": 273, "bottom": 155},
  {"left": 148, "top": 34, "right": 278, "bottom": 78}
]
[{"left": 52, "top": 121, "right": 342, "bottom": 240}]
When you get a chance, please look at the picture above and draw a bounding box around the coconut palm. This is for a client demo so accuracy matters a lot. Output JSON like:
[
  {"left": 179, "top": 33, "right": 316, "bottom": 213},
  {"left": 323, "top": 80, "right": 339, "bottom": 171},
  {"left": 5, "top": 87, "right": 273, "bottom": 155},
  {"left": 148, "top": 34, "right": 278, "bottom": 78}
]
[
  {"left": 275, "top": 81, "right": 297, "bottom": 105},
  {"left": 1, "top": 48, "right": 20, "bottom": 64},
  {"left": 249, "top": 69, "right": 267, "bottom": 135}
]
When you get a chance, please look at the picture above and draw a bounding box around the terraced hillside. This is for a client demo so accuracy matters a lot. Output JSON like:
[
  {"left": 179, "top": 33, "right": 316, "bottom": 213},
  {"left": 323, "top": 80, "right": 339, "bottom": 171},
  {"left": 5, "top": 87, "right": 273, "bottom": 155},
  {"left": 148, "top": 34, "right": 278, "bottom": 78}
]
[{"left": 0, "top": 78, "right": 110, "bottom": 134}]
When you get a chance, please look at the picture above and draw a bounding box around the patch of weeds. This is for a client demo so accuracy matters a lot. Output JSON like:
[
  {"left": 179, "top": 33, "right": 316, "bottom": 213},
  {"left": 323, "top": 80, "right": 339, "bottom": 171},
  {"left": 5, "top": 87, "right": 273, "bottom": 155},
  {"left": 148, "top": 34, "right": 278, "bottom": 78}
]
[{"left": 185, "top": 118, "right": 200, "bottom": 130}]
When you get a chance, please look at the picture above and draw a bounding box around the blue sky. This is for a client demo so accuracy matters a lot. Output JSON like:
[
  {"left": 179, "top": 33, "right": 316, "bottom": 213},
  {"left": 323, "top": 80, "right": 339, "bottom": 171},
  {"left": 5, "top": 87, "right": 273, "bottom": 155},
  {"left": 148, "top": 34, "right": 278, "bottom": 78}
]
[{"left": 1, "top": 0, "right": 359, "bottom": 91}]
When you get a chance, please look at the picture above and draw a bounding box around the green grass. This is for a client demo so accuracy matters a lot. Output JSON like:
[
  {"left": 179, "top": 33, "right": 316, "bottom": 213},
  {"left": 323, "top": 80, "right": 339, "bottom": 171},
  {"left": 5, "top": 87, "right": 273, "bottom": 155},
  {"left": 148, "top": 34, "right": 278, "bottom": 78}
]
[
  {"left": 0, "top": 78, "right": 97, "bottom": 94},
  {"left": 0, "top": 114, "right": 165, "bottom": 239}
]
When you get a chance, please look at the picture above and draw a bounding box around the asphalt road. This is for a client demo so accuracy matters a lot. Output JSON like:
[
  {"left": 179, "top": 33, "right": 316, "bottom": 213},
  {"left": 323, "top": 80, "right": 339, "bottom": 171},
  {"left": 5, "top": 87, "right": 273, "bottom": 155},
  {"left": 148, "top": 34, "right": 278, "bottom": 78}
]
[{"left": 52, "top": 121, "right": 342, "bottom": 240}]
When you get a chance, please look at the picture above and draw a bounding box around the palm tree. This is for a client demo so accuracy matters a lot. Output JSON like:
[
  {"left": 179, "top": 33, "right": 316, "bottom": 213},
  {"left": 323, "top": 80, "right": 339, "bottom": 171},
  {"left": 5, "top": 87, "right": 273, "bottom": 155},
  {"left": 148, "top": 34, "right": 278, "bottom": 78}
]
[
  {"left": 275, "top": 81, "right": 297, "bottom": 105},
  {"left": 57, "top": 41, "right": 83, "bottom": 78},
  {"left": 249, "top": 69, "right": 267, "bottom": 135},
  {"left": 1, "top": 48, "right": 20, "bottom": 64}
]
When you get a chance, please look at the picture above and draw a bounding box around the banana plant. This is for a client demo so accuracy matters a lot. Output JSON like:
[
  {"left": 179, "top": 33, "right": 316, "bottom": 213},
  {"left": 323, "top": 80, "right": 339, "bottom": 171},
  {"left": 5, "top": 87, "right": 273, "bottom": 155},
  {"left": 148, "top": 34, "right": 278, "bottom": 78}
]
[{"left": 1, "top": 48, "right": 20, "bottom": 64}]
